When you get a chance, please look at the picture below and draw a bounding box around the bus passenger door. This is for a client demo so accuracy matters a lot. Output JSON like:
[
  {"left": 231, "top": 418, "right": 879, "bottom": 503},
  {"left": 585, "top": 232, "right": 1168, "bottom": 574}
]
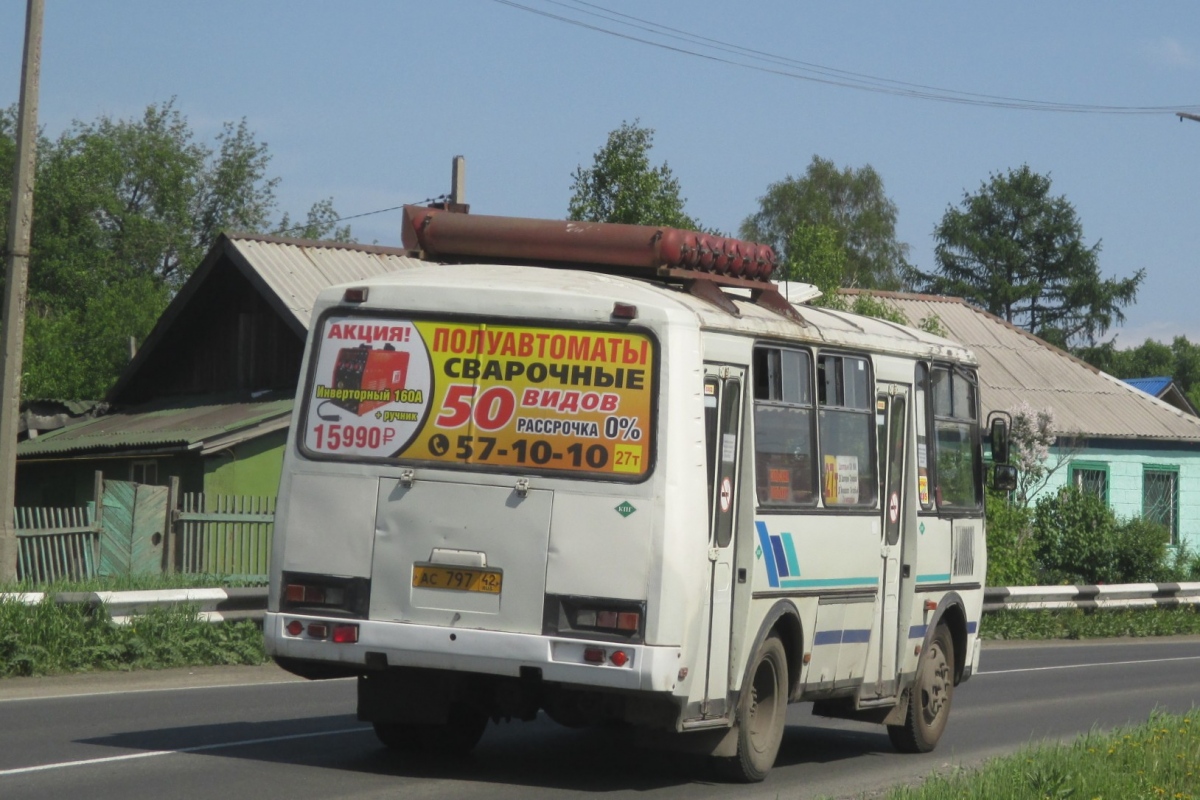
[
  {"left": 701, "top": 366, "right": 743, "bottom": 718},
  {"left": 874, "top": 384, "right": 909, "bottom": 698}
]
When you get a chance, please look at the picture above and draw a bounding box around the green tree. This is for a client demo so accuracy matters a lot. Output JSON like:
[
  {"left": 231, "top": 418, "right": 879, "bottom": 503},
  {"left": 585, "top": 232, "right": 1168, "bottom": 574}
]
[
  {"left": 740, "top": 156, "right": 909, "bottom": 289},
  {"left": 568, "top": 121, "right": 701, "bottom": 230},
  {"left": 1076, "top": 335, "right": 1200, "bottom": 410},
  {"left": 0, "top": 100, "right": 351, "bottom": 399},
  {"left": 913, "top": 165, "right": 1143, "bottom": 349}
]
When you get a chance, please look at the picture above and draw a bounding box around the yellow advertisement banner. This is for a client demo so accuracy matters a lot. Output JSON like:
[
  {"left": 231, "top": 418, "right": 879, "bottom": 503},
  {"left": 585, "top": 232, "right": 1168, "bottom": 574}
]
[{"left": 303, "top": 317, "right": 655, "bottom": 478}]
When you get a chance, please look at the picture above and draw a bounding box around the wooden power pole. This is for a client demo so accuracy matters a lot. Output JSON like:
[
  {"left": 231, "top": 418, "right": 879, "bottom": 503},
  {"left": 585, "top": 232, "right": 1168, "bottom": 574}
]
[{"left": 0, "top": 0, "right": 44, "bottom": 583}]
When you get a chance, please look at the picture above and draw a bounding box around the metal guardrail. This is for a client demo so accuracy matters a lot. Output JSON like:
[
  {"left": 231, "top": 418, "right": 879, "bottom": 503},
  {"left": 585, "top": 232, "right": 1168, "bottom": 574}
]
[
  {"left": 983, "top": 583, "right": 1200, "bottom": 613},
  {"left": 0, "top": 587, "right": 268, "bottom": 624},
  {"left": 4, "top": 583, "right": 1200, "bottom": 624}
]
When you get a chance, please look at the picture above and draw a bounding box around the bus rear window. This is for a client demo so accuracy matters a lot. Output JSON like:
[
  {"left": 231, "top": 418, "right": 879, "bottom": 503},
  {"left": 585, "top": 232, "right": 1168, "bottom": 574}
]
[{"left": 300, "top": 315, "right": 657, "bottom": 480}]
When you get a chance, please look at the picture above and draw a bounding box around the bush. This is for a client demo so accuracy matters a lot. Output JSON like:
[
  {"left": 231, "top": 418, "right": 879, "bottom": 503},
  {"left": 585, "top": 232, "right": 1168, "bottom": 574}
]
[
  {"left": 1031, "top": 486, "right": 1182, "bottom": 585},
  {"left": 984, "top": 490, "right": 1037, "bottom": 586}
]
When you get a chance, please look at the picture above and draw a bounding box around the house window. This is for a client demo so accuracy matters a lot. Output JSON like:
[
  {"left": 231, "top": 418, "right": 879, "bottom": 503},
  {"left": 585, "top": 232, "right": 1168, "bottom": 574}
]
[
  {"left": 130, "top": 459, "right": 158, "bottom": 485},
  {"left": 1143, "top": 467, "right": 1179, "bottom": 545},
  {"left": 753, "top": 346, "right": 816, "bottom": 507},
  {"left": 1069, "top": 462, "right": 1108, "bottom": 502}
]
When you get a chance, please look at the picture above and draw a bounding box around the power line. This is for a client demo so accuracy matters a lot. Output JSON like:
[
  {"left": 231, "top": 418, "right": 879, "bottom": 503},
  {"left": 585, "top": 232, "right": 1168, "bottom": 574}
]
[
  {"left": 493, "top": 0, "right": 1200, "bottom": 115},
  {"left": 274, "top": 195, "right": 448, "bottom": 237}
]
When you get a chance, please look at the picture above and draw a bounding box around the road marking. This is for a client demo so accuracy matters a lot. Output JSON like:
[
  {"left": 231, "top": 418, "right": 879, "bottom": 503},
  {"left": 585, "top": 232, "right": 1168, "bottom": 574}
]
[
  {"left": 0, "top": 676, "right": 353, "bottom": 704},
  {"left": 0, "top": 726, "right": 372, "bottom": 777},
  {"left": 980, "top": 654, "right": 1200, "bottom": 675}
]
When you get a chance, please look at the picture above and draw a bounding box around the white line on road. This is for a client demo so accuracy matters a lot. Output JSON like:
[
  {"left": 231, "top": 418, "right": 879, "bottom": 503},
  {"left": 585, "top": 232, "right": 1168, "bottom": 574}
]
[
  {"left": 0, "top": 726, "right": 372, "bottom": 777},
  {"left": 980, "top": 654, "right": 1200, "bottom": 675},
  {"left": 0, "top": 677, "right": 353, "bottom": 704}
]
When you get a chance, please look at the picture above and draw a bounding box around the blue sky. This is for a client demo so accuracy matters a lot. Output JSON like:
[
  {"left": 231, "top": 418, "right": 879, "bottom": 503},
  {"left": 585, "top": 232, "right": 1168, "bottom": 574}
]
[{"left": 3, "top": 1, "right": 1198, "bottom": 346}]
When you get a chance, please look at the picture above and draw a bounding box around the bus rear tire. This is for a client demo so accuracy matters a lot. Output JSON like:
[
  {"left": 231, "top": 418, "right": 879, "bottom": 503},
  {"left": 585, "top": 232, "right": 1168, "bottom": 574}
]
[
  {"left": 714, "top": 635, "right": 788, "bottom": 783},
  {"left": 888, "top": 624, "right": 954, "bottom": 754},
  {"left": 373, "top": 704, "right": 488, "bottom": 755}
]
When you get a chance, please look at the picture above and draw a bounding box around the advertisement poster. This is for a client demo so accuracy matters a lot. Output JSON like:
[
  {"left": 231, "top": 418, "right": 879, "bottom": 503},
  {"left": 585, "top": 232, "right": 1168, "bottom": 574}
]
[
  {"left": 822, "top": 454, "right": 861, "bottom": 506},
  {"left": 303, "top": 317, "right": 655, "bottom": 478}
]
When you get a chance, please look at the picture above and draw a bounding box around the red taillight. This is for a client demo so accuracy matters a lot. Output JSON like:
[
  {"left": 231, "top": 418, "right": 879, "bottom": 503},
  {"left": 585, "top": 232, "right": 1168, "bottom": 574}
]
[
  {"left": 285, "top": 620, "right": 303, "bottom": 636},
  {"left": 583, "top": 647, "right": 606, "bottom": 664},
  {"left": 285, "top": 584, "right": 306, "bottom": 603},
  {"left": 610, "top": 650, "right": 629, "bottom": 667},
  {"left": 332, "top": 624, "right": 359, "bottom": 644},
  {"left": 343, "top": 287, "right": 369, "bottom": 303},
  {"left": 307, "top": 622, "right": 329, "bottom": 639},
  {"left": 616, "top": 612, "right": 640, "bottom": 632}
]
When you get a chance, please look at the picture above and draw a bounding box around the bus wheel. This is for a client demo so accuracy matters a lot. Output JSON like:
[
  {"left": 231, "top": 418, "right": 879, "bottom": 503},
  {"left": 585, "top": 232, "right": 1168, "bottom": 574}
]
[
  {"left": 715, "top": 635, "right": 788, "bottom": 782},
  {"left": 888, "top": 624, "right": 954, "bottom": 753},
  {"left": 373, "top": 705, "right": 488, "bottom": 755}
]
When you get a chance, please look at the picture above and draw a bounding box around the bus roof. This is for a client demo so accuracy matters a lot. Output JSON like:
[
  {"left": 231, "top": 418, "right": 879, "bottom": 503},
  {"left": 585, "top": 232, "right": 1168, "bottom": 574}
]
[{"left": 319, "top": 262, "right": 978, "bottom": 367}]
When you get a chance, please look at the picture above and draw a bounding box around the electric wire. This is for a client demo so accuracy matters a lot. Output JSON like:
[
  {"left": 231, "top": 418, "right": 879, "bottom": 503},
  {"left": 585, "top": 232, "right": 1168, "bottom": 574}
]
[
  {"left": 273, "top": 194, "right": 448, "bottom": 237},
  {"left": 493, "top": 0, "right": 1200, "bottom": 115}
]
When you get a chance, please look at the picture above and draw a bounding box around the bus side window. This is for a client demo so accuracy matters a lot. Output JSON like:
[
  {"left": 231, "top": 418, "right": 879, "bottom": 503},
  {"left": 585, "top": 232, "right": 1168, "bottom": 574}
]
[
  {"left": 930, "top": 365, "right": 982, "bottom": 508},
  {"left": 753, "top": 346, "right": 816, "bottom": 507},
  {"left": 817, "top": 354, "right": 877, "bottom": 508},
  {"left": 915, "top": 363, "right": 933, "bottom": 510}
]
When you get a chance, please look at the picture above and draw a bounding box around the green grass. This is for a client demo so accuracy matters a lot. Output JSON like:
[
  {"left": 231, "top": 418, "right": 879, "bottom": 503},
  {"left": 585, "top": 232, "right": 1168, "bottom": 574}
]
[
  {"left": 0, "top": 596, "right": 267, "bottom": 677},
  {"left": 982, "top": 606, "right": 1200, "bottom": 640},
  {"left": 872, "top": 709, "right": 1200, "bottom": 800}
]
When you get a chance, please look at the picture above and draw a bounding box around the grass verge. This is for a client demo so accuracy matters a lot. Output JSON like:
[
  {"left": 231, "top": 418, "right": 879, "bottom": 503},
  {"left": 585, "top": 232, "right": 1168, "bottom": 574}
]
[
  {"left": 0, "top": 597, "right": 267, "bottom": 678},
  {"left": 0, "top": 573, "right": 267, "bottom": 594},
  {"left": 982, "top": 606, "right": 1200, "bottom": 640},
  {"left": 875, "top": 709, "right": 1200, "bottom": 799}
]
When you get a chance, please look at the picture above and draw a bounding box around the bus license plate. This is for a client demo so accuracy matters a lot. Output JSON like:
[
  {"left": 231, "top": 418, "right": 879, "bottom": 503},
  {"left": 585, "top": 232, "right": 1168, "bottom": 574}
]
[{"left": 412, "top": 565, "right": 503, "bottom": 594}]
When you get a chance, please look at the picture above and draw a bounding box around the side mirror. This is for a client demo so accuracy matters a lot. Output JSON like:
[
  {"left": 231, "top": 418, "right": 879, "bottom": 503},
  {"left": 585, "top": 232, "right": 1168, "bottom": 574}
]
[
  {"left": 992, "top": 463, "right": 1018, "bottom": 492},
  {"left": 989, "top": 417, "right": 1010, "bottom": 464}
]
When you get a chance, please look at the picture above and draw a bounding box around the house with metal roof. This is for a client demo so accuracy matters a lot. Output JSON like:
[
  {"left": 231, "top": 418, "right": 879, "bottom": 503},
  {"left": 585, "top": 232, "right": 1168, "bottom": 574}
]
[
  {"left": 16, "top": 233, "right": 422, "bottom": 507},
  {"left": 843, "top": 290, "right": 1200, "bottom": 550},
  {"left": 1125, "top": 377, "right": 1198, "bottom": 417}
]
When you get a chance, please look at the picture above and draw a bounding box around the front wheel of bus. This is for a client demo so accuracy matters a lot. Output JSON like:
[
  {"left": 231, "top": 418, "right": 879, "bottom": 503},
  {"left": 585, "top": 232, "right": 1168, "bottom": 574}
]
[
  {"left": 373, "top": 704, "right": 488, "bottom": 755},
  {"left": 888, "top": 624, "right": 954, "bottom": 754},
  {"left": 715, "top": 635, "right": 788, "bottom": 783}
]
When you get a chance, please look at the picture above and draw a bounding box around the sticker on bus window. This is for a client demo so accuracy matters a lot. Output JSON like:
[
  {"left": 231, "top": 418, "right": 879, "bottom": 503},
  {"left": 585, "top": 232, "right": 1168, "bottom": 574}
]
[
  {"left": 822, "top": 454, "right": 860, "bottom": 505},
  {"left": 303, "top": 317, "right": 656, "bottom": 478}
]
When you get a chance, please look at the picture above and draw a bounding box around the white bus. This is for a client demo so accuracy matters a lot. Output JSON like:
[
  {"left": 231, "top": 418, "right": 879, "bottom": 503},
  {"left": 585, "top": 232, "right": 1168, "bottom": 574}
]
[{"left": 265, "top": 207, "right": 1013, "bottom": 782}]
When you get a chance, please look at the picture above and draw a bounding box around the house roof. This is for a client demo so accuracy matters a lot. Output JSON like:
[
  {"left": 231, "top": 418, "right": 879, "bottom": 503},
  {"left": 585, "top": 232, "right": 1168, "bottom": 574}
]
[
  {"left": 1126, "top": 377, "right": 1174, "bottom": 396},
  {"left": 844, "top": 291, "right": 1200, "bottom": 443},
  {"left": 17, "top": 394, "right": 293, "bottom": 458}
]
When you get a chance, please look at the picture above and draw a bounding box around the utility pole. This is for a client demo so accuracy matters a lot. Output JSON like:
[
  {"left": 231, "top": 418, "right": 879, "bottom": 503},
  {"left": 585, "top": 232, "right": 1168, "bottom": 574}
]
[{"left": 0, "top": 0, "right": 44, "bottom": 583}]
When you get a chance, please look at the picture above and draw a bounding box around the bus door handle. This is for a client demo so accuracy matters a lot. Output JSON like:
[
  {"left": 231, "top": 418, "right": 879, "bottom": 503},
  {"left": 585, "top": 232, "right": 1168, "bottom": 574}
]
[{"left": 708, "top": 547, "right": 719, "bottom": 562}]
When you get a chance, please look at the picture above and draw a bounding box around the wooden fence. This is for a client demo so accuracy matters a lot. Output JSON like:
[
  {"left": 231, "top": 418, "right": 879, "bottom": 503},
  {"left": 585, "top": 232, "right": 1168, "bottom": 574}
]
[
  {"left": 11, "top": 482, "right": 276, "bottom": 585},
  {"left": 177, "top": 493, "right": 275, "bottom": 577},
  {"left": 14, "top": 505, "right": 99, "bottom": 583}
]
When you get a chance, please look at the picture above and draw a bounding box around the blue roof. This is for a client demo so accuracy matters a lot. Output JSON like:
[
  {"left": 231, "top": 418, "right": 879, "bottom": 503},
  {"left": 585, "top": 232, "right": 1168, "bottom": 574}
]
[{"left": 1125, "top": 377, "right": 1173, "bottom": 396}]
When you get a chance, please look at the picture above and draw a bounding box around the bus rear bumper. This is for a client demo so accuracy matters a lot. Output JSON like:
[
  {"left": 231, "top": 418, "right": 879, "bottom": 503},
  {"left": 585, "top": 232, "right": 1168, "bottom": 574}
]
[{"left": 264, "top": 612, "right": 682, "bottom": 693}]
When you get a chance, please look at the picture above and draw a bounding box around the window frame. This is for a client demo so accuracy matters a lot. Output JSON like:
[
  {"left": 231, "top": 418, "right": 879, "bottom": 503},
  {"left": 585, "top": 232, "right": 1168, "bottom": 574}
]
[
  {"left": 1142, "top": 464, "right": 1180, "bottom": 546},
  {"left": 815, "top": 351, "right": 878, "bottom": 511},
  {"left": 923, "top": 362, "right": 984, "bottom": 515},
  {"left": 751, "top": 344, "right": 818, "bottom": 510},
  {"left": 1069, "top": 460, "right": 1110, "bottom": 505}
]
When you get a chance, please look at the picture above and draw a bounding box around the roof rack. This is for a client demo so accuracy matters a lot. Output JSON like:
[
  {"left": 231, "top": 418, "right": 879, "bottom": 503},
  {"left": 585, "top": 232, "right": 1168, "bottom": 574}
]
[{"left": 400, "top": 205, "right": 803, "bottom": 323}]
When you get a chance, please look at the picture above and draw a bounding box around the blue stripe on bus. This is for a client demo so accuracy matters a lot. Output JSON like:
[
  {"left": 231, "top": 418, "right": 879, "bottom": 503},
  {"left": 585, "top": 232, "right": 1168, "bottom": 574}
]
[
  {"left": 916, "top": 573, "right": 952, "bottom": 583},
  {"left": 770, "top": 536, "right": 790, "bottom": 577},
  {"left": 755, "top": 521, "right": 779, "bottom": 588},
  {"left": 967, "top": 620, "right": 977, "bottom": 634},
  {"left": 909, "top": 624, "right": 927, "bottom": 639},
  {"left": 813, "top": 629, "right": 873, "bottom": 646},
  {"left": 781, "top": 534, "right": 801, "bottom": 579}
]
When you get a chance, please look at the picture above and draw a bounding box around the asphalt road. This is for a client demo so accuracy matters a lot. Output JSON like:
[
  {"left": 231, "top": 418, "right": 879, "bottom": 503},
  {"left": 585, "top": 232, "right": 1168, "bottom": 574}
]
[{"left": 2, "top": 638, "right": 1199, "bottom": 800}]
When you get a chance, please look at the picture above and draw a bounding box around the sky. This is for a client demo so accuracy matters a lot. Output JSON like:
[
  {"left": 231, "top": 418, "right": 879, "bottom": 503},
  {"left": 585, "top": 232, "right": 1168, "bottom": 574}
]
[{"left": 2, "top": 1, "right": 1198, "bottom": 346}]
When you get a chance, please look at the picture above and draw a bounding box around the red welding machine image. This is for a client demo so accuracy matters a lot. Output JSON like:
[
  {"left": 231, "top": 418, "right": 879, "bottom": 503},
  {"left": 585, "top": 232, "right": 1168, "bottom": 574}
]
[{"left": 331, "top": 344, "right": 410, "bottom": 415}]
